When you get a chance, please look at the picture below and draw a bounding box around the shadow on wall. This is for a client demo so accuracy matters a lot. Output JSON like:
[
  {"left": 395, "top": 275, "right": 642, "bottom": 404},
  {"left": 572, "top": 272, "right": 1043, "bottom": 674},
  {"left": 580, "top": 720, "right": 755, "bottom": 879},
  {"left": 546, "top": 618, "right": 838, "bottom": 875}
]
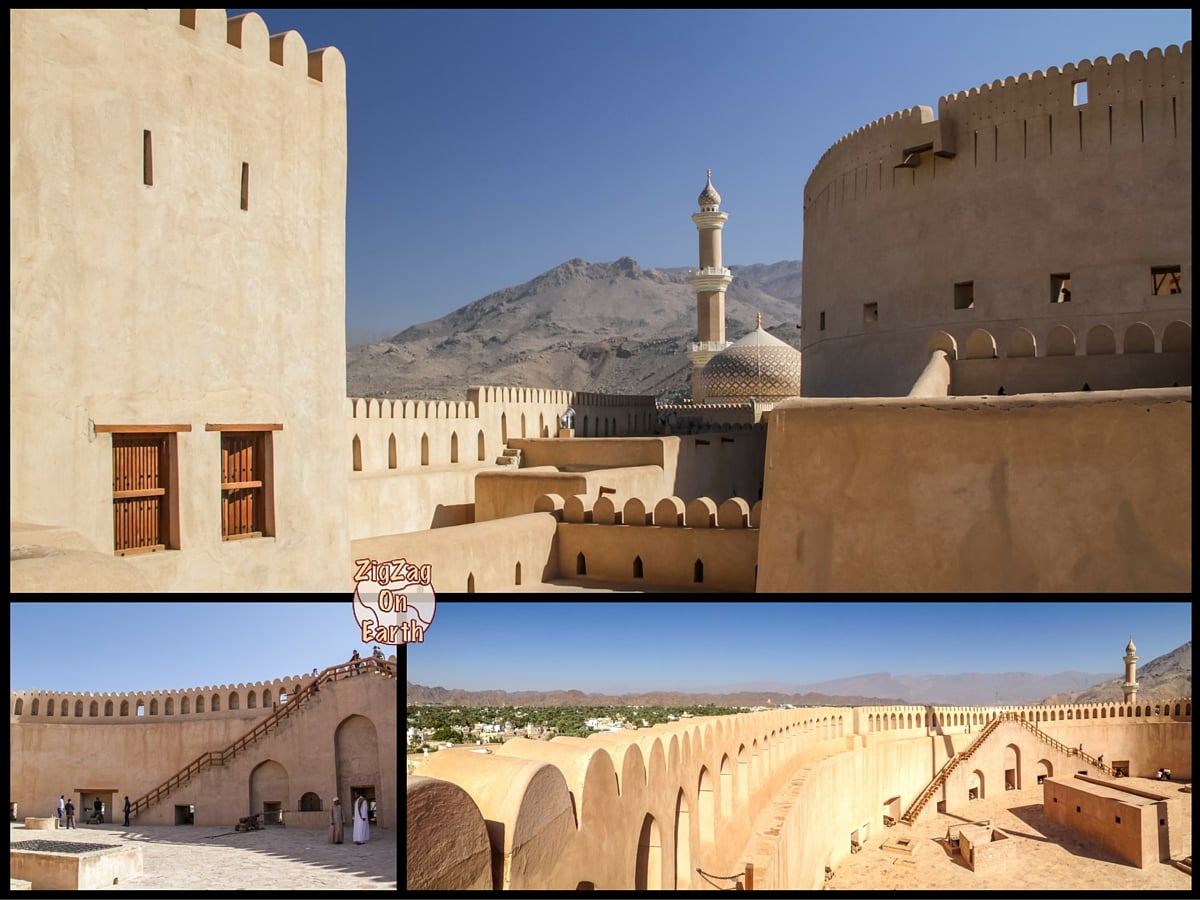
[{"left": 431, "top": 503, "right": 474, "bottom": 528}]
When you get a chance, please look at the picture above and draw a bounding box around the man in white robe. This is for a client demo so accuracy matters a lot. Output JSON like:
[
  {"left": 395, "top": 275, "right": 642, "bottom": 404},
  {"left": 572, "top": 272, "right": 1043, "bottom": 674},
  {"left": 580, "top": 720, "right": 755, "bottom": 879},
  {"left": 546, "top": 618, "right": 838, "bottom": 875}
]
[{"left": 352, "top": 793, "right": 370, "bottom": 844}]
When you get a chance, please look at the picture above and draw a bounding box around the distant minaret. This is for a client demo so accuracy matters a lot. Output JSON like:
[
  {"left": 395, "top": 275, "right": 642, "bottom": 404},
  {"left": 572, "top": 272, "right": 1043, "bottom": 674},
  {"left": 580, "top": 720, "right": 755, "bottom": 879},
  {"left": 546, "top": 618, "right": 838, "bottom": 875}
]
[
  {"left": 1122, "top": 635, "right": 1139, "bottom": 705},
  {"left": 687, "top": 169, "right": 733, "bottom": 401}
]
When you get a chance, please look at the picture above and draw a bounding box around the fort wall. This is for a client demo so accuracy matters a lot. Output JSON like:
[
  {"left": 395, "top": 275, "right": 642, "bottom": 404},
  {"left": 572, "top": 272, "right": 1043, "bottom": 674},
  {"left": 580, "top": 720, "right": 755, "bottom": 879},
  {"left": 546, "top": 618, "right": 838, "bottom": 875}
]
[
  {"left": 757, "top": 388, "right": 1191, "bottom": 592},
  {"left": 10, "top": 9, "right": 350, "bottom": 589},
  {"left": 406, "top": 701, "right": 1191, "bottom": 889},
  {"left": 11, "top": 662, "right": 397, "bottom": 829},
  {"left": 800, "top": 42, "right": 1191, "bottom": 398}
]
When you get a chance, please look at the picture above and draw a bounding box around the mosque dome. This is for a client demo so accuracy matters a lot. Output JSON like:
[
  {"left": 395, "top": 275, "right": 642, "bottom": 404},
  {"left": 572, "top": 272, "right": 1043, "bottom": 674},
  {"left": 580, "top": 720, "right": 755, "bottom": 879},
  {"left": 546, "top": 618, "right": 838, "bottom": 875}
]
[
  {"left": 699, "top": 319, "right": 803, "bottom": 402},
  {"left": 698, "top": 169, "right": 721, "bottom": 209}
]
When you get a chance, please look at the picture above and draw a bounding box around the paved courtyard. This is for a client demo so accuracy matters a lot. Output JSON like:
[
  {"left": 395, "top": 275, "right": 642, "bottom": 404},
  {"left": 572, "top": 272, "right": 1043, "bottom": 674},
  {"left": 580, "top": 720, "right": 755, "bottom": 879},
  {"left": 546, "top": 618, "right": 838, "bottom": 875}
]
[
  {"left": 828, "top": 777, "right": 1191, "bottom": 892},
  {"left": 10, "top": 821, "right": 396, "bottom": 890}
]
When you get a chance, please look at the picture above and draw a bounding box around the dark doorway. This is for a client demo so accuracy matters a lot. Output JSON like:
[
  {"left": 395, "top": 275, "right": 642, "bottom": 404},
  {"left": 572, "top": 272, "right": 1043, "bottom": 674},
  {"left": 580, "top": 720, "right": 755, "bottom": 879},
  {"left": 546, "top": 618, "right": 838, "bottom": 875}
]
[
  {"left": 263, "top": 801, "right": 282, "bottom": 825},
  {"left": 174, "top": 804, "right": 194, "bottom": 825},
  {"left": 351, "top": 785, "right": 377, "bottom": 824}
]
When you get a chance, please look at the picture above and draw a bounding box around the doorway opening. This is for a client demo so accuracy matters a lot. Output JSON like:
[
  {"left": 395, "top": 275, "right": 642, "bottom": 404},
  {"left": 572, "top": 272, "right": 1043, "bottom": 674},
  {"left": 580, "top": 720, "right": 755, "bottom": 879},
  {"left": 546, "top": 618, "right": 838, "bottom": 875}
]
[
  {"left": 174, "top": 804, "right": 194, "bottom": 825},
  {"left": 263, "top": 801, "right": 282, "bottom": 826},
  {"left": 351, "top": 785, "right": 377, "bottom": 824}
]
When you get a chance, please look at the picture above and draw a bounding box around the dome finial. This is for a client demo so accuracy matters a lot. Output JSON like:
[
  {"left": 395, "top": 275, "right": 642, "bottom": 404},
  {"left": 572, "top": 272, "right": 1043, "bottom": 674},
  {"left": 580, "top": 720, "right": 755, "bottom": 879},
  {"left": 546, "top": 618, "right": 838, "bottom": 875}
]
[
  {"left": 698, "top": 169, "right": 721, "bottom": 209},
  {"left": 756, "top": 311, "right": 762, "bottom": 329}
]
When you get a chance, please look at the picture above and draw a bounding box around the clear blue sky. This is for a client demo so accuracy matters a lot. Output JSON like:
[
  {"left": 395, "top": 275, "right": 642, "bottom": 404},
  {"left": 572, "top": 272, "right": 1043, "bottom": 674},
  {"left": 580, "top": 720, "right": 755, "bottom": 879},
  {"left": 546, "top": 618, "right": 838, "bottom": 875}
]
[
  {"left": 9, "top": 601, "right": 384, "bottom": 693},
  {"left": 406, "top": 601, "right": 1192, "bottom": 693},
  {"left": 229, "top": 9, "right": 1192, "bottom": 345}
]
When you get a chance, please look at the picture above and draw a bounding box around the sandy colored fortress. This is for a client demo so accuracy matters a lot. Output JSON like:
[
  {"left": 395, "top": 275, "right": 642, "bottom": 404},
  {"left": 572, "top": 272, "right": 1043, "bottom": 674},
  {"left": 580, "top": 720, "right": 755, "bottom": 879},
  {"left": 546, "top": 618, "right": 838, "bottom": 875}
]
[
  {"left": 10, "top": 655, "right": 398, "bottom": 830},
  {"left": 408, "top": 696, "right": 1191, "bottom": 889},
  {"left": 9, "top": 10, "right": 1190, "bottom": 593}
]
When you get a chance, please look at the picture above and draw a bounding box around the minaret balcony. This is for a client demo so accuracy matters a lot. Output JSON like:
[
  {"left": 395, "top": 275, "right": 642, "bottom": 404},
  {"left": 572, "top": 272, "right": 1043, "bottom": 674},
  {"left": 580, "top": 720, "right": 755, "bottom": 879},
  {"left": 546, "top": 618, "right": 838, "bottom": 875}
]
[{"left": 688, "top": 267, "right": 733, "bottom": 292}]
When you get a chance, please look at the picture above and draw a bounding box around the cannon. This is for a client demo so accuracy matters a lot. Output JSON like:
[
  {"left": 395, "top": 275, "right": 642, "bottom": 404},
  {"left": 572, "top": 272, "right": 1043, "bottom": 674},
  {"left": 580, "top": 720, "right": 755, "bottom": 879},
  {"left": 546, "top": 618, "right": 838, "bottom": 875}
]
[{"left": 235, "top": 813, "right": 262, "bottom": 832}]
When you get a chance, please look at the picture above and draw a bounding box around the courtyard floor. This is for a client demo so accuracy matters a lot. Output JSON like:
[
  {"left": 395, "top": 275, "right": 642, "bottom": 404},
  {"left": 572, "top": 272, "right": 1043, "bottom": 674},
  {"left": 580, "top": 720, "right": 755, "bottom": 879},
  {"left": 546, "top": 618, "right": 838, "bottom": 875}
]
[
  {"left": 10, "top": 821, "right": 396, "bottom": 890},
  {"left": 827, "top": 777, "right": 1191, "bottom": 892}
]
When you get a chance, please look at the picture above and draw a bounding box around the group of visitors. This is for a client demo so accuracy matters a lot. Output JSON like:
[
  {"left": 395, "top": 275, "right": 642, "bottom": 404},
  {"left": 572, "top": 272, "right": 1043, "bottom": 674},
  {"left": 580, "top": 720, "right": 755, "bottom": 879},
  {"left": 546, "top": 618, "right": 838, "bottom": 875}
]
[{"left": 327, "top": 792, "right": 372, "bottom": 845}]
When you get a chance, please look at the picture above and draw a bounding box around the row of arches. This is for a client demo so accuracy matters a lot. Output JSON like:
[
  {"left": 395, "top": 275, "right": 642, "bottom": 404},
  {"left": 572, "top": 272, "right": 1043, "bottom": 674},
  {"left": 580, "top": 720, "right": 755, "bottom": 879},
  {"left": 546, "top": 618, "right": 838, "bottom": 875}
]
[
  {"left": 863, "top": 702, "right": 1192, "bottom": 732},
  {"left": 931, "top": 319, "right": 1191, "bottom": 360},
  {"left": 12, "top": 685, "right": 304, "bottom": 718}
]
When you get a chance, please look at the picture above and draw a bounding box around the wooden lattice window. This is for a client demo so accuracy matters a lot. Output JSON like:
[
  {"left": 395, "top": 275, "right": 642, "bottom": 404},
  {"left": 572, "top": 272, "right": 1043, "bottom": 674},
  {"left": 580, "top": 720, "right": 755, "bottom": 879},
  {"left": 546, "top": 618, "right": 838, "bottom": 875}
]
[
  {"left": 111, "top": 432, "right": 175, "bottom": 555},
  {"left": 215, "top": 427, "right": 279, "bottom": 540}
]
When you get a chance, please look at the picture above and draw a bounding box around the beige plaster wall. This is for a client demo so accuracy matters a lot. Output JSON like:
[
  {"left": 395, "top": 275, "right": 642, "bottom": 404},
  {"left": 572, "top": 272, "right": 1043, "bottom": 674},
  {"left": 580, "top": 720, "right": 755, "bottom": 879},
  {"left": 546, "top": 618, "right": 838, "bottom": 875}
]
[
  {"left": 406, "top": 701, "right": 1191, "bottom": 890},
  {"left": 1043, "top": 777, "right": 1168, "bottom": 868},
  {"left": 351, "top": 512, "right": 559, "bottom": 593},
  {"left": 800, "top": 43, "right": 1191, "bottom": 398},
  {"left": 10, "top": 665, "right": 396, "bottom": 829},
  {"left": 757, "top": 389, "right": 1191, "bottom": 592},
  {"left": 9, "top": 9, "right": 349, "bottom": 590}
]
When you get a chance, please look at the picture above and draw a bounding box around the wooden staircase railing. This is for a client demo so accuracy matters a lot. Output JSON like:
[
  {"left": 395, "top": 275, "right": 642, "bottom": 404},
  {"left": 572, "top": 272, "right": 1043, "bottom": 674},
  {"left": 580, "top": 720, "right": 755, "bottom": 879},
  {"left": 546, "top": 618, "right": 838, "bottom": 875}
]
[
  {"left": 129, "top": 655, "right": 396, "bottom": 820},
  {"left": 899, "top": 711, "right": 1110, "bottom": 826},
  {"left": 900, "top": 716, "right": 1003, "bottom": 825}
]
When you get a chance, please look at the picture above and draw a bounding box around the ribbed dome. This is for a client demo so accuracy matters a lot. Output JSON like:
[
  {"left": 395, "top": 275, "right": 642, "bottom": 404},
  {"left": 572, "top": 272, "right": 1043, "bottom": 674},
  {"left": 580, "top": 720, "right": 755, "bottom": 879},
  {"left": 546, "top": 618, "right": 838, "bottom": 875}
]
[
  {"left": 699, "top": 323, "right": 802, "bottom": 401},
  {"left": 1126, "top": 635, "right": 1137, "bottom": 653},
  {"left": 697, "top": 169, "right": 721, "bottom": 209}
]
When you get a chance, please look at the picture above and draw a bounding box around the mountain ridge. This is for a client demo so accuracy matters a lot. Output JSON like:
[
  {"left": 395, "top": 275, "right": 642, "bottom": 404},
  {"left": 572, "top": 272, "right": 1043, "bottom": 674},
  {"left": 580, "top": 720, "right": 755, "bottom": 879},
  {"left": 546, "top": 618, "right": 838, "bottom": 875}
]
[{"left": 346, "top": 257, "right": 802, "bottom": 402}]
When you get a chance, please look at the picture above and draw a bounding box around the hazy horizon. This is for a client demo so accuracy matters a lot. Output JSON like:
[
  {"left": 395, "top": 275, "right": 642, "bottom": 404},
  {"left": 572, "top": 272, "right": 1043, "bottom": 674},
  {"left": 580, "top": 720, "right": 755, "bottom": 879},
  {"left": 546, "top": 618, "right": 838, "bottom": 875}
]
[{"left": 406, "top": 601, "right": 1190, "bottom": 694}]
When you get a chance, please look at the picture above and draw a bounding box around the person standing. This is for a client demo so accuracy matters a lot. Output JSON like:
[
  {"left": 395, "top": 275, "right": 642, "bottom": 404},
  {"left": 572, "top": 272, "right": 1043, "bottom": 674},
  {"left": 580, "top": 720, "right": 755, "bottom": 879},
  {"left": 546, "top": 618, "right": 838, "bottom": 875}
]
[
  {"left": 124, "top": 795, "right": 131, "bottom": 826},
  {"left": 94, "top": 797, "right": 103, "bottom": 824},
  {"left": 65, "top": 799, "right": 75, "bottom": 829},
  {"left": 352, "top": 792, "right": 370, "bottom": 845},
  {"left": 57, "top": 795, "right": 65, "bottom": 827},
  {"left": 329, "top": 796, "right": 344, "bottom": 844},
  {"left": 351, "top": 648, "right": 361, "bottom": 675}
]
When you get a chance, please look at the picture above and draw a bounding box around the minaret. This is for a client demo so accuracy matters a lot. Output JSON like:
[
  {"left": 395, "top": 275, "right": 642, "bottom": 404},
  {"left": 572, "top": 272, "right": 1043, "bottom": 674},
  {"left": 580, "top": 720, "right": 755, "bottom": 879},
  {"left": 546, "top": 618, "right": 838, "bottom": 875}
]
[
  {"left": 687, "top": 169, "right": 733, "bottom": 401},
  {"left": 1122, "top": 635, "right": 1139, "bottom": 705}
]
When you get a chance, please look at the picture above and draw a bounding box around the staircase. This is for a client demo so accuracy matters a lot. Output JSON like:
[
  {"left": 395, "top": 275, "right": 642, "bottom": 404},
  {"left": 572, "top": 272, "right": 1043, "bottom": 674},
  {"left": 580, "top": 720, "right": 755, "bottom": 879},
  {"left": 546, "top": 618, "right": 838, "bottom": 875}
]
[
  {"left": 495, "top": 447, "right": 522, "bottom": 467},
  {"left": 899, "top": 711, "right": 1111, "bottom": 826},
  {"left": 129, "top": 656, "right": 396, "bottom": 820},
  {"left": 900, "top": 717, "right": 1003, "bottom": 825}
]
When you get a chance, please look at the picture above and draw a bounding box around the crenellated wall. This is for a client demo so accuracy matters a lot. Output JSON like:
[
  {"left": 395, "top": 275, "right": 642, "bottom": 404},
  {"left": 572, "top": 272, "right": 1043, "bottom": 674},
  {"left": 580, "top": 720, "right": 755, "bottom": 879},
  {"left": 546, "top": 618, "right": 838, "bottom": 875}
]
[
  {"left": 800, "top": 42, "right": 1191, "bottom": 398},
  {"left": 11, "top": 660, "right": 397, "bottom": 829},
  {"left": 11, "top": 670, "right": 320, "bottom": 723},
  {"left": 406, "top": 700, "right": 1191, "bottom": 889}
]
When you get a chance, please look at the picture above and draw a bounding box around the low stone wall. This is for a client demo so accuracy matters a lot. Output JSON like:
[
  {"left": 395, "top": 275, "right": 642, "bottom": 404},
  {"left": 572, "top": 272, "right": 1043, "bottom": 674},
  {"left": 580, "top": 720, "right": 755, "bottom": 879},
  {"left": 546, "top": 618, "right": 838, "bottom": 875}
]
[
  {"left": 23, "top": 817, "right": 57, "bottom": 830},
  {"left": 10, "top": 843, "right": 143, "bottom": 890}
]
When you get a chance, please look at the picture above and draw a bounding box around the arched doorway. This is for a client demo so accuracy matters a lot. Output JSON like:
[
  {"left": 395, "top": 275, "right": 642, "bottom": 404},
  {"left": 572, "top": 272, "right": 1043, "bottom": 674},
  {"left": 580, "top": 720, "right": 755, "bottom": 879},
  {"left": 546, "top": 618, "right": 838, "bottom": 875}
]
[
  {"left": 674, "top": 789, "right": 690, "bottom": 889},
  {"left": 1004, "top": 743, "right": 1021, "bottom": 791},
  {"left": 249, "top": 759, "right": 289, "bottom": 825},
  {"left": 335, "top": 714, "right": 382, "bottom": 827}
]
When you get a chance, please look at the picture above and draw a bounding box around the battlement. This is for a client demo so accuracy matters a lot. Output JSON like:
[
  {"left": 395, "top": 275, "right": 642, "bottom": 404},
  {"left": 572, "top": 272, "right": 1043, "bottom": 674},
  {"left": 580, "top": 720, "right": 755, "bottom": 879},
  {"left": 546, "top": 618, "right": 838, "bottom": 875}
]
[
  {"left": 10, "top": 657, "right": 397, "bottom": 722},
  {"left": 808, "top": 40, "right": 1190, "bottom": 198},
  {"left": 536, "top": 492, "right": 762, "bottom": 528}
]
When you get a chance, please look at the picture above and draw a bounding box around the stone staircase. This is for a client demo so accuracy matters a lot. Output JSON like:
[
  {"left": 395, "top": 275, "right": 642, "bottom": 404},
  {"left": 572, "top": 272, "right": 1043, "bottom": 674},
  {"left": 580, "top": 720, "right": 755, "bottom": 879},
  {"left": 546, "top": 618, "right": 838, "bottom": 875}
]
[
  {"left": 495, "top": 447, "right": 522, "bottom": 467},
  {"left": 1172, "top": 855, "right": 1191, "bottom": 875},
  {"left": 900, "top": 717, "right": 1005, "bottom": 825}
]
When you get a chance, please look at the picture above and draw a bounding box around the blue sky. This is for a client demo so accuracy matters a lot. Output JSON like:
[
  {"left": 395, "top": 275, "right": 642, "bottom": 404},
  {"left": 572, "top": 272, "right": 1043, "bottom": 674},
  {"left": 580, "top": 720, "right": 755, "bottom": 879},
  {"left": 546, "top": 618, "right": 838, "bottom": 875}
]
[
  {"left": 406, "top": 601, "right": 1192, "bottom": 693},
  {"left": 228, "top": 9, "right": 1192, "bottom": 345},
  {"left": 8, "top": 601, "right": 387, "bottom": 693}
]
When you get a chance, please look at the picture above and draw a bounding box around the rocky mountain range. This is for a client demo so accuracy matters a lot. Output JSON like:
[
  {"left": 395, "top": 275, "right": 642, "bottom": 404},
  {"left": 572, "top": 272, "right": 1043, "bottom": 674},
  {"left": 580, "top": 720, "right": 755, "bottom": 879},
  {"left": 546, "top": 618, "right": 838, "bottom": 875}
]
[
  {"left": 1042, "top": 640, "right": 1191, "bottom": 705},
  {"left": 405, "top": 682, "right": 906, "bottom": 709},
  {"left": 407, "top": 642, "right": 1192, "bottom": 708},
  {"left": 346, "top": 257, "right": 802, "bottom": 402}
]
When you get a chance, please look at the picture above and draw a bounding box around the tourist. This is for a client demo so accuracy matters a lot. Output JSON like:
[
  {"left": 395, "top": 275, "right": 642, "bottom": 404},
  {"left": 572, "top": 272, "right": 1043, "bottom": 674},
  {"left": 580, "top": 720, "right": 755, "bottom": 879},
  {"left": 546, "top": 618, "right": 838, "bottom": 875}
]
[
  {"left": 351, "top": 648, "right": 361, "bottom": 675},
  {"left": 312, "top": 667, "right": 320, "bottom": 693},
  {"left": 329, "top": 796, "right": 344, "bottom": 844},
  {"left": 94, "top": 797, "right": 103, "bottom": 824},
  {"left": 65, "top": 799, "right": 75, "bottom": 829},
  {"left": 352, "top": 792, "right": 370, "bottom": 845},
  {"left": 373, "top": 645, "right": 384, "bottom": 660},
  {"left": 124, "top": 795, "right": 131, "bottom": 826},
  {"left": 1097, "top": 754, "right": 1104, "bottom": 768},
  {"left": 58, "top": 794, "right": 64, "bottom": 826}
]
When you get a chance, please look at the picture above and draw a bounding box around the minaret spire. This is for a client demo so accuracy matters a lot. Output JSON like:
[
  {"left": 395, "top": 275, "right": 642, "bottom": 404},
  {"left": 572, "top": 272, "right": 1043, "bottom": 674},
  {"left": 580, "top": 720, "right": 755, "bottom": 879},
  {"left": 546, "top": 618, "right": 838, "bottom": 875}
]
[
  {"left": 1122, "top": 635, "right": 1139, "bottom": 706},
  {"left": 687, "top": 169, "right": 733, "bottom": 401}
]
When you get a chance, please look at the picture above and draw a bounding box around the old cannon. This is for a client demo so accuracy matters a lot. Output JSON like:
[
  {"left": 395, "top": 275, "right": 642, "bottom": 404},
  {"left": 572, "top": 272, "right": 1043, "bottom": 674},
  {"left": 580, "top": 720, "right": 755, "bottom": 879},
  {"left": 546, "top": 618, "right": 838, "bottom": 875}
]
[{"left": 235, "top": 813, "right": 262, "bottom": 832}]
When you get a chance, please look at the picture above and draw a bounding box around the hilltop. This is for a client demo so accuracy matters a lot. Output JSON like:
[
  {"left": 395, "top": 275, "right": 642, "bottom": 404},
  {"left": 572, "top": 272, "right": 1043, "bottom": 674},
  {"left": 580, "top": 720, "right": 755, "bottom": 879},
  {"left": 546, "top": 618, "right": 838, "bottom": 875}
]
[{"left": 346, "top": 257, "right": 802, "bottom": 402}]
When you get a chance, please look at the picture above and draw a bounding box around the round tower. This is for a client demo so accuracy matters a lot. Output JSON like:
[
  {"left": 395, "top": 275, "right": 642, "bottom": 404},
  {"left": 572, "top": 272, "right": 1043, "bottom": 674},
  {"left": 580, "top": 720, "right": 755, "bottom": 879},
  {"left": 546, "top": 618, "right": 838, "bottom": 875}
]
[
  {"left": 687, "top": 169, "right": 733, "bottom": 401},
  {"left": 1122, "top": 635, "right": 1138, "bottom": 705}
]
